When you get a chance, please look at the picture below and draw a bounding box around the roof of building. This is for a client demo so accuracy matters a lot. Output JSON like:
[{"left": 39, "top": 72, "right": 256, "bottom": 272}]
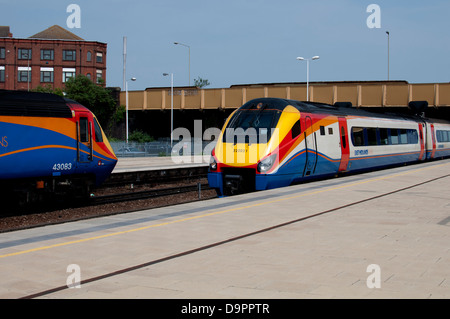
[{"left": 28, "top": 25, "right": 84, "bottom": 41}]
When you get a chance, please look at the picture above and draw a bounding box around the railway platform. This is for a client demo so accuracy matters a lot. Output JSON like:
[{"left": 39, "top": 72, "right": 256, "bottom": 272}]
[
  {"left": 112, "top": 156, "right": 208, "bottom": 173},
  {"left": 0, "top": 159, "right": 449, "bottom": 301}
]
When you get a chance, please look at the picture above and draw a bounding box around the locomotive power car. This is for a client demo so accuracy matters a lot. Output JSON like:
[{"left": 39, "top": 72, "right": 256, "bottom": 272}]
[
  {"left": 0, "top": 90, "right": 117, "bottom": 205},
  {"left": 208, "top": 98, "right": 450, "bottom": 196}
]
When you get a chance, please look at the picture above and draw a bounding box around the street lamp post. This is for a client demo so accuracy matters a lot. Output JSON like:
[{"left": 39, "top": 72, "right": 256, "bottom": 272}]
[
  {"left": 296, "top": 56, "right": 320, "bottom": 101},
  {"left": 386, "top": 31, "right": 390, "bottom": 81},
  {"left": 174, "top": 42, "right": 190, "bottom": 86},
  {"left": 125, "top": 77, "right": 137, "bottom": 143},
  {"left": 163, "top": 73, "right": 174, "bottom": 148}
]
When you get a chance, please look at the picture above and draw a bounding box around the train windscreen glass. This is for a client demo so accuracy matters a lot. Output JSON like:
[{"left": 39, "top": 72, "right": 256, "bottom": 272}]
[{"left": 222, "top": 108, "right": 281, "bottom": 144}]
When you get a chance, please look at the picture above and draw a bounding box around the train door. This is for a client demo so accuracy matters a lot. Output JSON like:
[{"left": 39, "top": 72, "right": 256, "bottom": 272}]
[
  {"left": 77, "top": 112, "right": 93, "bottom": 164},
  {"left": 430, "top": 124, "right": 436, "bottom": 159},
  {"left": 418, "top": 123, "right": 425, "bottom": 161},
  {"left": 303, "top": 116, "right": 317, "bottom": 176},
  {"left": 338, "top": 117, "right": 350, "bottom": 172}
]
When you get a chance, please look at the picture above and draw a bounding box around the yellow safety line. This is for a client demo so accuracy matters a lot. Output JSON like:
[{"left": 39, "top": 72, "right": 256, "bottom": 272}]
[{"left": 1, "top": 162, "right": 448, "bottom": 259}]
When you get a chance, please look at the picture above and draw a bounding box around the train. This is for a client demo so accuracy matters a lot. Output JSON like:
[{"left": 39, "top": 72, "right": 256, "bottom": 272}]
[
  {"left": 0, "top": 90, "right": 117, "bottom": 205},
  {"left": 208, "top": 97, "right": 450, "bottom": 196}
]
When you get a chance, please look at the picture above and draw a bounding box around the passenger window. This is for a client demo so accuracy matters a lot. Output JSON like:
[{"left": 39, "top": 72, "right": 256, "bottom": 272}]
[
  {"left": 390, "top": 129, "right": 399, "bottom": 144},
  {"left": 352, "top": 127, "right": 364, "bottom": 146},
  {"left": 328, "top": 128, "right": 333, "bottom": 135},
  {"left": 367, "top": 128, "right": 378, "bottom": 145},
  {"left": 79, "top": 117, "right": 89, "bottom": 143},
  {"left": 379, "top": 128, "right": 389, "bottom": 145},
  {"left": 399, "top": 129, "right": 408, "bottom": 144},
  {"left": 408, "top": 129, "right": 418, "bottom": 144}
]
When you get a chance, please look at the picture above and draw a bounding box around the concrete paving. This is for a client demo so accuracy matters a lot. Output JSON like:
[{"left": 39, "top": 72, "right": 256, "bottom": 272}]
[
  {"left": 113, "top": 156, "right": 208, "bottom": 173},
  {"left": 0, "top": 159, "right": 449, "bottom": 300}
]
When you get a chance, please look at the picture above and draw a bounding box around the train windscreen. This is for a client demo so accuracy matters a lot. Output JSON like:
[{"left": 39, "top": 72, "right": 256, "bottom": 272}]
[{"left": 222, "top": 107, "right": 282, "bottom": 144}]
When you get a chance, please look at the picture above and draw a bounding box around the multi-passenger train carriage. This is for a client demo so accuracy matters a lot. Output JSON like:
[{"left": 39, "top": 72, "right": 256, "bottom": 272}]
[
  {"left": 208, "top": 98, "right": 450, "bottom": 196},
  {"left": 0, "top": 90, "right": 117, "bottom": 205}
]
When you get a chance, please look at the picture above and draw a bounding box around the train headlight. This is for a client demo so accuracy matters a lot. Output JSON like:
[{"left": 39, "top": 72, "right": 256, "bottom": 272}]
[
  {"left": 209, "top": 156, "right": 217, "bottom": 171},
  {"left": 257, "top": 153, "right": 278, "bottom": 173}
]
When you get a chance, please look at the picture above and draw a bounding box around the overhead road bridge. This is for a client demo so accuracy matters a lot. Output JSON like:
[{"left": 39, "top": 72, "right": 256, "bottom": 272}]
[{"left": 120, "top": 81, "right": 450, "bottom": 111}]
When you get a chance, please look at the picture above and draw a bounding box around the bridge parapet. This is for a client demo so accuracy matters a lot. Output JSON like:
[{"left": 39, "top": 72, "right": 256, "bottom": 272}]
[{"left": 121, "top": 81, "right": 450, "bottom": 111}]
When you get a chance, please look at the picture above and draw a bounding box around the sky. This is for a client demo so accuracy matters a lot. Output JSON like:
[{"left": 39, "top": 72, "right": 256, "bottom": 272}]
[{"left": 1, "top": 0, "right": 449, "bottom": 91}]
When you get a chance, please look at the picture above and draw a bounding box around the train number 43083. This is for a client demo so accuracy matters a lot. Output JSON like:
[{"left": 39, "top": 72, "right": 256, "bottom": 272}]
[{"left": 53, "top": 163, "right": 73, "bottom": 171}]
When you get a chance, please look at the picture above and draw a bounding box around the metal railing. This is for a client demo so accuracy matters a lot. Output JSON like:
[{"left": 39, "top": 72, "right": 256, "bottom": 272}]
[{"left": 111, "top": 139, "right": 216, "bottom": 158}]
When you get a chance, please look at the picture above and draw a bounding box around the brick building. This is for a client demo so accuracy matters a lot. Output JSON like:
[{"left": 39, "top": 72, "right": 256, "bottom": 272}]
[{"left": 0, "top": 25, "right": 107, "bottom": 91}]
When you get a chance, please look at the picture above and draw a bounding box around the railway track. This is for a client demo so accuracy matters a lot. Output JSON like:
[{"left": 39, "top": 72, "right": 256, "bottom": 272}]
[
  {"left": 0, "top": 166, "right": 215, "bottom": 233},
  {"left": 89, "top": 183, "right": 212, "bottom": 206}
]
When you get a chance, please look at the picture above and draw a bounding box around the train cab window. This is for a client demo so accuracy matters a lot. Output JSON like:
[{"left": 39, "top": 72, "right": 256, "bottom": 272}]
[
  {"left": 79, "top": 117, "right": 89, "bottom": 143},
  {"left": 94, "top": 118, "right": 104, "bottom": 143},
  {"left": 291, "top": 120, "right": 301, "bottom": 139},
  {"left": 328, "top": 128, "right": 333, "bottom": 135},
  {"left": 320, "top": 126, "right": 326, "bottom": 136}
]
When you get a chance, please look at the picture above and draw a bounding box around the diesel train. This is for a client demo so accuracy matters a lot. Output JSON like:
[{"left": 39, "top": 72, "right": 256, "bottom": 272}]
[
  {"left": 0, "top": 90, "right": 117, "bottom": 205},
  {"left": 208, "top": 98, "right": 450, "bottom": 196}
]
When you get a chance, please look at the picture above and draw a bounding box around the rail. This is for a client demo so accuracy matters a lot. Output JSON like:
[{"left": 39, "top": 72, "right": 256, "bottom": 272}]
[{"left": 90, "top": 183, "right": 211, "bottom": 206}]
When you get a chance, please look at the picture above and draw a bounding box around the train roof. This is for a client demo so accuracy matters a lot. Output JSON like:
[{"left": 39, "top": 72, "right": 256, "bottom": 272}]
[
  {"left": 0, "top": 90, "right": 74, "bottom": 118},
  {"left": 240, "top": 98, "right": 432, "bottom": 123}
]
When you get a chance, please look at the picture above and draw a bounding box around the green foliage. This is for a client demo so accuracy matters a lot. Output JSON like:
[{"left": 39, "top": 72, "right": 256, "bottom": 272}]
[
  {"left": 32, "top": 84, "right": 64, "bottom": 96},
  {"left": 128, "top": 130, "right": 154, "bottom": 143},
  {"left": 194, "top": 76, "right": 211, "bottom": 88},
  {"left": 64, "top": 75, "right": 117, "bottom": 127},
  {"left": 112, "top": 105, "right": 126, "bottom": 123}
]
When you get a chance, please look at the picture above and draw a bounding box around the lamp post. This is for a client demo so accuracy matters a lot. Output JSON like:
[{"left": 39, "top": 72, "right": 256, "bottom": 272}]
[
  {"left": 125, "top": 77, "right": 137, "bottom": 143},
  {"left": 174, "top": 42, "right": 190, "bottom": 86},
  {"left": 163, "top": 73, "right": 174, "bottom": 148},
  {"left": 23, "top": 52, "right": 30, "bottom": 91},
  {"left": 296, "top": 56, "right": 320, "bottom": 101},
  {"left": 386, "top": 31, "right": 390, "bottom": 81}
]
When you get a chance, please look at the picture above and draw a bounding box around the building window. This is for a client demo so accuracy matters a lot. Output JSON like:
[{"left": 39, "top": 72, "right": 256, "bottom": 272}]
[
  {"left": 87, "top": 51, "right": 92, "bottom": 62},
  {"left": 18, "top": 49, "right": 32, "bottom": 60},
  {"left": 0, "top": 66, "right": 5, "bottom": 82},
  {"left": 18, "top": 67, "right": 31, "bottom": 82},
  {"left": 86, "top": 73, "right": 91, "bottom": 80},
  {"left": 40, "top": 49, "right": 54, "bottom": 61},
  {"left": 63, "top": 68, "right": 76, "bottom": 82},
  {"left": 63, "top": 50, "right": 76, "bottom": 61},
  {"left": 96, "top": 52, "right": 103, "bottom": 63},
  {"left": 96, "top": 70, "right": 103, "bottom": 83},
  {"left": 0, "top": 48, "right": 5, "bottom": 59},
  {"left": 40, "top": 67, "right": 54, "bottom": 83}
]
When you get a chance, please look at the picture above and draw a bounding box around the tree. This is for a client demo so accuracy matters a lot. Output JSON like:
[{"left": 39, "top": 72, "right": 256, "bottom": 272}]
[
  {"left": 32, "top": 84, "right": 64, "bottom": 96},
  {"left": 64, "top": 75, "right": 117, "bottom": 127},
  {"left": 194, "top": 76, "right": 211, "bottom": 88}
]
